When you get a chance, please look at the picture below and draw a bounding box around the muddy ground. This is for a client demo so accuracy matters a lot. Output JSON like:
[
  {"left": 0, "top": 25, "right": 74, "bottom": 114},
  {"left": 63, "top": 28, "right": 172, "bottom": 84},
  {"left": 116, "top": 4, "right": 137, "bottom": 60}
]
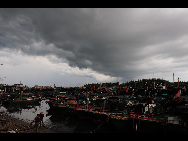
[{"left": 0, "top": 112, "right": 55, "bottom": 133}]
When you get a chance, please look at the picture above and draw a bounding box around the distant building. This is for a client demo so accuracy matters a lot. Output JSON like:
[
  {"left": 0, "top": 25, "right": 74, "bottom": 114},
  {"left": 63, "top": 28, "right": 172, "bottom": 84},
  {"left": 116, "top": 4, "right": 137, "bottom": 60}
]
[
  {"left": 14, "top": 83, "right": 23, "bottom": 88},
  {"left": 4, "top": 84, "right": 17, "bottom": 93}
]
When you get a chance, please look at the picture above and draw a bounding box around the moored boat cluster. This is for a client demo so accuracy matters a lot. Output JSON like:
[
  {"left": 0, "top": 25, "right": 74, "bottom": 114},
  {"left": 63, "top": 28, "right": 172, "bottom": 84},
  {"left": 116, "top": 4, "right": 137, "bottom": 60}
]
[{"left": 1, "top": 78, "right": 188, "bottom": 133}]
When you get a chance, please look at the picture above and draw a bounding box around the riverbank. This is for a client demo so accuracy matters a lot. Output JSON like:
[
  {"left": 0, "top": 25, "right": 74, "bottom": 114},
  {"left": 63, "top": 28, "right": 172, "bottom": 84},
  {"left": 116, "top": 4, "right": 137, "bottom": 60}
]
[{"left": 0, "top": 112, "right": 56, "bottom": 133}]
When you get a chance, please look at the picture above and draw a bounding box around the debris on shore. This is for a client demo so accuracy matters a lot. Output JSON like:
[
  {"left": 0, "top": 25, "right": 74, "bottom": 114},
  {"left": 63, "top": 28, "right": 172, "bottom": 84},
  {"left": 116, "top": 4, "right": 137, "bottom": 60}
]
[{"left": 0, "top": 112, "right": 55, "bottom": 133}]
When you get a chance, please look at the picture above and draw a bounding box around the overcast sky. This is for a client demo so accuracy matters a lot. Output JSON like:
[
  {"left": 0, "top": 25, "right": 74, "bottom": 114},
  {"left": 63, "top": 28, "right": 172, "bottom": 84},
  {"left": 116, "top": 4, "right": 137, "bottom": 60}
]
[{"left": 0, "top": 8, "right": 188, "bottom": 87}]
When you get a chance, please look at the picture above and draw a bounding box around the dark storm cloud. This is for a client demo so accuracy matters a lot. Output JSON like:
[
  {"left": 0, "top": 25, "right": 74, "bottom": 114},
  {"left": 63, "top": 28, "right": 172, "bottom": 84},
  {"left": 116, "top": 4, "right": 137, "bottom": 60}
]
[{"left": 1, "top": 8, "right": 188, "bottom": 81}]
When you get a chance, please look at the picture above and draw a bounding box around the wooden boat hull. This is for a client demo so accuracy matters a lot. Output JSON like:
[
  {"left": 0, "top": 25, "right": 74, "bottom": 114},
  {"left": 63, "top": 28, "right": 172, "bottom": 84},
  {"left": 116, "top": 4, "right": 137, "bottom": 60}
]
[
  {"left": 2, "top": 99, "right": 39, "bottom": 105},
  {"left": 110, "top": 116, "right": 133, "bottom": 131},
  {"left": 139, "top": 118, "right": 164, "bottom": 133},
  {"left": 11, "top": 100, "right": 38, "bottom": 103},
  {"left": 165, "top": 123, "right": 188, "bottom": 134}
]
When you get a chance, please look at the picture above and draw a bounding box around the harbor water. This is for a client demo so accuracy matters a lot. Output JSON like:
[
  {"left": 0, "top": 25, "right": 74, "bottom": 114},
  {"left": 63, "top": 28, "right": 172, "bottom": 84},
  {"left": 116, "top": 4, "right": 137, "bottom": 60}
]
[{"left": 0, "top": 100, "right": 75, "bottom": 133}]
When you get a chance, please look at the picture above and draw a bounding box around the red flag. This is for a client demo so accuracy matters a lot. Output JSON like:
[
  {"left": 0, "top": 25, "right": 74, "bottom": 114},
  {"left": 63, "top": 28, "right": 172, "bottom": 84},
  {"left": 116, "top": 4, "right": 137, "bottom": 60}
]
[
  {"left": 105, "top": 88, "right": 108, "bottom": 92},
  {"left": 126, "top": 88, "right": 129, "bottom": 93},
  {"left": 173, "top": 90, "right": 181, "bottom": 100},
  {"left": 91, "top": 88, "right": 93, "bottom": 93}
]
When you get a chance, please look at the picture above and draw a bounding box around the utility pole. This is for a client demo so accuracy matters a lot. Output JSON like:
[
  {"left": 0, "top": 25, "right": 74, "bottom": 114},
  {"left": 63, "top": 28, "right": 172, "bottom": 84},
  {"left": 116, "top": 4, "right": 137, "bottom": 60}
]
[{"left": 0, "top": 64, "right": 3, "bottom": 96}]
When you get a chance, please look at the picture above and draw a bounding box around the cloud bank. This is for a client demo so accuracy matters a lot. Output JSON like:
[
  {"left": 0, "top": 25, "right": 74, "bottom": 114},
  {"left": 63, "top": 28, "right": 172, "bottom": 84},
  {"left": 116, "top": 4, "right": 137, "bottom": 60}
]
[{"left": 1, "top": 8, "right": 188, "bottom": 86}]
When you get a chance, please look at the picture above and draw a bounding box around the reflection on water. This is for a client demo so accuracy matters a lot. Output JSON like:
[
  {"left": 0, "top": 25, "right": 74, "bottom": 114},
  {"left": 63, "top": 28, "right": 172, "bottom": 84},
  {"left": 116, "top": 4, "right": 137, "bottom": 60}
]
[
  {"left": 0, "top": 100, "right": 50, "bottom": 122},
  {"left": 0, "top": 100, "right": 74, "bottom": 133}
]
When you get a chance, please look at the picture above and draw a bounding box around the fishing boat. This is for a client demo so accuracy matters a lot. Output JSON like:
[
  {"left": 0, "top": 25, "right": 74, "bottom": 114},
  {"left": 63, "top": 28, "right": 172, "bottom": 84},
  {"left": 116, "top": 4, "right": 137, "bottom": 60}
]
[
  {"left": 74, "top": 106, "right": 106, "bottom": 122},
  {"left": 138, "top": 115, "right": 164, "bottom": 133},
  {"left": 2, "top": 96, "right": 40, "bottom": 105},
  {"left": 90, "top": 110, "right": 110, "bottom": 124},
  {"left": 10, "top": 97, "right": 39, "bottom": 104},
  {"left": 110, "top": 113, "right": 133, "bottom": 132},
  {"left": 163, "top": 104, "right": 188, "bottom": 134}
]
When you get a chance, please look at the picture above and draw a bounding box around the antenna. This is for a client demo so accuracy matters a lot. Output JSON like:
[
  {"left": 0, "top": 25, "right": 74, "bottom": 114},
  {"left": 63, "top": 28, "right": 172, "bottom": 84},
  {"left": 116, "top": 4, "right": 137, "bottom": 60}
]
[{"left": 173, "top": 73, "right": 174, "bottom": 83}]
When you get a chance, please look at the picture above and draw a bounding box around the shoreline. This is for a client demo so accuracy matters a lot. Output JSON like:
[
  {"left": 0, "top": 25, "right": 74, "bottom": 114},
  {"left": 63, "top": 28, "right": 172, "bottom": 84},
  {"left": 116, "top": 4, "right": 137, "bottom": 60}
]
[{"left": 0, "top": 112, "right": 56, "bottom": 133}]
